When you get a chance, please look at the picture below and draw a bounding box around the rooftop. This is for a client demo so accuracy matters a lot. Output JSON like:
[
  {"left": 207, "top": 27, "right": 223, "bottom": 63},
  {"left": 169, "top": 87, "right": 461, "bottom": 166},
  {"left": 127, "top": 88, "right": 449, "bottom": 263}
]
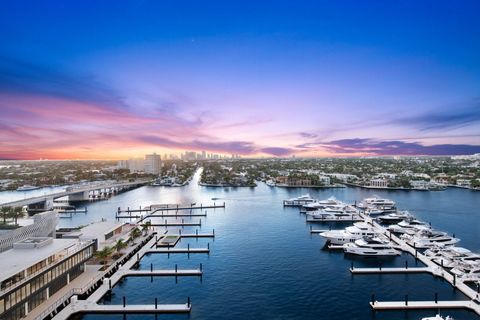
[{"left": 0, "top": 238, "right": 79, "bottom": 284}]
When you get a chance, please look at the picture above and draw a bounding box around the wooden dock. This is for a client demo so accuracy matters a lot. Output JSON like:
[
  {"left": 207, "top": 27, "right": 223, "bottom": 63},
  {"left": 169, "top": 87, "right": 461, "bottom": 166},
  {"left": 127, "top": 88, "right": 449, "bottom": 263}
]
[
  {"left": 350, "top": 267, "right": 431, "bottom": 274},
  {"left": 370, "top": 300, "right": 480, "bottom": 315}
]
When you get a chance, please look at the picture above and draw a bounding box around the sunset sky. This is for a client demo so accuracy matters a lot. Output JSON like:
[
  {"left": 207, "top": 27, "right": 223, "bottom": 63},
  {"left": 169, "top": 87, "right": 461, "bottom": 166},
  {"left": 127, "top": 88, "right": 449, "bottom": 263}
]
[{"left": 1, "top": 0, "right": 480, "bottom": 159}]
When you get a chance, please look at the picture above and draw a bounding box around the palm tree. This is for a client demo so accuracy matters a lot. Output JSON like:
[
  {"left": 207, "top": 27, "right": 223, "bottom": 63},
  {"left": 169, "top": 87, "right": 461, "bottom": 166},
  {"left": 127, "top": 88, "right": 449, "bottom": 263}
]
[
  {"left": 141, "top": 221, "right": 151, "bottom": 235},
  {"left": 95, "top": 246, "right": 113, "bottom": 266},
  {"left": 129, "top": 227, "right": 142, "bottom": 243},
  {"left": 1, "top": 206, "right": 11, "bottom": 225},
  {"left": 113, "top": 239, "right": 127, "bottom": 254},
  {"left": 12, "top": 207, "right": 23, "bottom": 225}
]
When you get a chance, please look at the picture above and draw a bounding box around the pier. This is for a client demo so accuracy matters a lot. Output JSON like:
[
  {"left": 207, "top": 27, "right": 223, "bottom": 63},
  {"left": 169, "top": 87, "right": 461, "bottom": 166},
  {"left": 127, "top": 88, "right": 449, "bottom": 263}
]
[
  {"left": 150, "top": 219, "right": 202, "bottom": 227},
  {"left": 370, "top": 300, "right": 480, "bottom": 315},
  {"left": 350, "top": 266, "right": 432, "bottom": 274},
  {"left": 147, "top": 247, "right": 210, "bottom": 254},
  {"left": 124, "top": 269, "right": 203, "bottom": 277},
  {"left": 348, "top": 211, "right": 480, "bottom": 316}
]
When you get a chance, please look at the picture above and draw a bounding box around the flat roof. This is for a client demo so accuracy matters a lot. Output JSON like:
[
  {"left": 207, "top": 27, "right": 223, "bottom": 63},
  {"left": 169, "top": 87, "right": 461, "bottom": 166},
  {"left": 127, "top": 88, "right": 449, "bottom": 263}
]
[
  {"left": 78, "top": 220, "right": 124, "bottom": 238},
  {"left": 0, "top": 238, "right": 78, "bottom": 284}
]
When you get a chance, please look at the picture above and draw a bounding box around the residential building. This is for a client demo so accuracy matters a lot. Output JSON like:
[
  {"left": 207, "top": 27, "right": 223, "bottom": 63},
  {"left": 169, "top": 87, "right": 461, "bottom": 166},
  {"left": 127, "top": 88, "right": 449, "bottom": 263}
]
[{"left": 144, "top": 153, "right": 161, "bottom": 175}]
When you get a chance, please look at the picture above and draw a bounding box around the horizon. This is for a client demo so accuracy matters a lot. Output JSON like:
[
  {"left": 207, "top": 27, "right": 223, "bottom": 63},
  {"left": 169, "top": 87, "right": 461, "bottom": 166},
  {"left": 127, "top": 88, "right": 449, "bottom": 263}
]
[{"left": 1, "top": 1, "right": 480, "bottom": 159}]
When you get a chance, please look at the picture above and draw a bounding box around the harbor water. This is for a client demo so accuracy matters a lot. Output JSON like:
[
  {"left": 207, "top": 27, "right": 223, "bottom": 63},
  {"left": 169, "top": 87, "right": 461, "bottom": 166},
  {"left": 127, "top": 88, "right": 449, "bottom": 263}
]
[{"left": 17, "top": 170, "right": 480, "bottom": 319}]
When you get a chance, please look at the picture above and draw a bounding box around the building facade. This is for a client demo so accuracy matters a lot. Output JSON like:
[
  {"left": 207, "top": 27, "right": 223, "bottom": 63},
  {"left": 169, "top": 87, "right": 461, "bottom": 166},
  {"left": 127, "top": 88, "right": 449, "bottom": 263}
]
[
  {"left": 0, "top": 238, "right": 94, "bottom": 320},
  {"left": 144, "top": 153, "right": 161, "bottom": 175}
]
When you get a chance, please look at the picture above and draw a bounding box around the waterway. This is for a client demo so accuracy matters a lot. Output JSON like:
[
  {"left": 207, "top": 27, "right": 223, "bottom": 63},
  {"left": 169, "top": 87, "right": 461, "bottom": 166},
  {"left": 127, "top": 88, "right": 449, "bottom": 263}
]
[{"left": 5, "top": 169, "right": 480, "bottom": 320}]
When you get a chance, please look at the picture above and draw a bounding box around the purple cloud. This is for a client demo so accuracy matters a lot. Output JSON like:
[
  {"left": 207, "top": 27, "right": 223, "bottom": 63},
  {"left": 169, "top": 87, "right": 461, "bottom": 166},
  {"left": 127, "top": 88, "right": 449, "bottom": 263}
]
[
  {"left": 259, "top": 147, "right": 294, "bottom": 156},
  {"left": 322, "top": 138, "right": 480, "bottom": 156}
]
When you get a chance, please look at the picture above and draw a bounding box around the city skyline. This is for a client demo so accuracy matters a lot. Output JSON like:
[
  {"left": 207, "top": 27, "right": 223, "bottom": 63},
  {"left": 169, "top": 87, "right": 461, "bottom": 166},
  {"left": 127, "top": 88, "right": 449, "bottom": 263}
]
[{"left": 1, "top": 1, "right": 480, "bottom": 159}]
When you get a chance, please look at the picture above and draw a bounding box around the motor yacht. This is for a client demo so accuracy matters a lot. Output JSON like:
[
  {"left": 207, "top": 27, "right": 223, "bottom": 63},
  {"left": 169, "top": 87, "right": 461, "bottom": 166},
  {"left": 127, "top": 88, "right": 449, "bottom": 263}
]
[
  {"left": 451, "top": 265, "right": 480, "bottom": 282},
  {"left": 301, "top": 196, "right": 345, "bottom": 212},
  {"left": 421, "top": 315, "right": 454, "bottom": 320},
  {"left": 283, "top": 194, "right": 316, "bottom": 207},
  {"left": 402, "top": 230, "right": 460, "bottom": 249},
  {"left": 307, "top": 208, "right": 360, "bottom": 221},
  {"left": 358, "top": 196, "right": 396, "bottom": 211},
  {"left": 387, "top": 218, "right": 430, "bottom": 234},
  {"left": 378, "top": 211, "right": 412, "bottom": 224},
  {"left": 426, "top": 246, "right": 477, "bottom": 268},
  {"left": 343, "top": 237, "right": 400, "bottom": 256},
  {"left": 320, "top": 222, "right": 378, "bottom": 245}
]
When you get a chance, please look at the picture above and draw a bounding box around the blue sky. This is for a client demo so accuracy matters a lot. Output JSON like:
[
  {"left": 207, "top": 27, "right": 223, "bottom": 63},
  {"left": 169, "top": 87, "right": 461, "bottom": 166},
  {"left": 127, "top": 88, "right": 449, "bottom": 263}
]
[{"left": 0, "top": 0, "right": 479, "bottom": 158}]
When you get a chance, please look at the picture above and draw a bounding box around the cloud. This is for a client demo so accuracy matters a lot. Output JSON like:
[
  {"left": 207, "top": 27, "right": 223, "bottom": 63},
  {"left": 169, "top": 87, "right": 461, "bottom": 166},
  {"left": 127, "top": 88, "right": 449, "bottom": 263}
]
[
  {"left": 299, "top": 132, "right": 318, "bottom": 138},
  {"left": 259, "top": 147, "right": 295, "bottom": 156},
  {"left": 392, "top": 98, "right": 480, "bottom": 131},
  {"left": 321, "top": 138, "right": 480, "bottom": 156}
]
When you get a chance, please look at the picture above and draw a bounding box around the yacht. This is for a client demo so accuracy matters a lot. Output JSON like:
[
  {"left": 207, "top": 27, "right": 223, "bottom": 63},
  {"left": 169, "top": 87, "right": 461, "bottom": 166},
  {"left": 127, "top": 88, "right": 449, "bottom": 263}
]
[
  {"left": 365, "top": 207, "right": 386, "bottom": 215},
  {"left": 426, "top": 246, "right": 477, "bottom": 268},
  {"left": 358, "top": 197, "right": 396, "bottom": 211},
  {"left": 387, "top": 218, "right": 430, "bottom": 234},
  {"left": 16, "top": 185, "right": 40, "bottom": 191},
  {"left": 320, "top": 222, "right": 378, "bottom": 245},
  {"left": 307, "top": 208, "right": 360, "bottom": 221},
  {"left": 451, "top": 265, "right": 480, "bottom": 282},
  {"left": 301, "top": 196, "right": 345, "bottom": 212},
  {"left": 265, "top": 180, "right": 276, "bottom": 187},
  {"left": 402, "top": 230, "right": 460, "bottom": 249},
  {"left": 421, "top": 315, "right": 454, "bottom": 320},
  {"left": 343, "top": 237, "right": 401, "bottom": 256},
  {"left": 283, "top": 194, "right": 316, "bottom": 207},
  {"left": 378, "top": 211, "right": 412, "bottom": 223}
]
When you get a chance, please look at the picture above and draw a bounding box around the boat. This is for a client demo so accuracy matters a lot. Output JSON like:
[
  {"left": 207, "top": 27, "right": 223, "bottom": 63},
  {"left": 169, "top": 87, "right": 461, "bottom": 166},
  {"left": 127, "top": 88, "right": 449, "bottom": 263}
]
[
  {"left": 283, "top": 194, "right": 316, "bottom": 207},
  {"left": 378, "top": 211, "right": 412, "bottom": 223},
  {"left": 343, "top": 237, "right": 401, "bottom": 256},
  {"left": 16, "top": 185, "right": 40, "bottom": 191},
  {"left": 451, "top": 265, "right": 480, "bottom": 282},
  {"left": 301, "top": 196, "right": 345, "bottom": 211},
  {"left": 265, "top": 180, "right": 276, "bottom": 187},
  {"left": 421, "top": 315, "right": 454, "bottom": 320},
  {"left": 387, "top": 218, "right": 430, "bottom": 234},
  {"left": 402, "top": 230, "right": 460, "bottom": 249},
  {"left": 320, "top": 222, "right": 378, "bottom": 245},
  {"left": 358, "top": 196, "right": 396, "bottom": 211},
  {"left": 364, "top": 207, "right": 385, "bottom": 215},
  {"left": 425, "top": 246, "right": 477, "bottom": 268},
  {"left": 307, "top": 209, "right": 360, "bottom": 221}
]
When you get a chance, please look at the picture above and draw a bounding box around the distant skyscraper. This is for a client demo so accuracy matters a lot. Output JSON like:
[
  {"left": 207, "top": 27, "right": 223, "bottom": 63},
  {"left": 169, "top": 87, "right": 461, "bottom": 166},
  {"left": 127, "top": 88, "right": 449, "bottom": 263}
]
[
  {"left": 201, "top": 150, "right": 206, "bottom": 160},
  {"left": 144, "top": 153, "right": 161, "bottom": 174}
]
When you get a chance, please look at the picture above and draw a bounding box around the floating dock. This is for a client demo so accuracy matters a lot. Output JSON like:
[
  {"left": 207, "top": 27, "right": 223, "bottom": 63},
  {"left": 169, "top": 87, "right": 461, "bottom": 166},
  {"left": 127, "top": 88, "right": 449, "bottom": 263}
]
[
  {"left": 350, "top": 267, "right": 431, "bottom": 274},
  {"left": 146, "top": 248, "right": 210, "bottom": 254},
  {"left": 125, "top": 269, "right": 202, "bottom": 277},
  {"left": 370, "top": 300, "right": 480, "bottom": 315}
]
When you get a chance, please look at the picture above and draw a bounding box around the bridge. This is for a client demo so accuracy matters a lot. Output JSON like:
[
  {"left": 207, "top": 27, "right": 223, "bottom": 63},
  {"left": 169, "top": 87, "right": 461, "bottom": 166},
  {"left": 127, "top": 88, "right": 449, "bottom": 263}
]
[{"left": 0, "top": 180, "right": 151, "bottom": 213}]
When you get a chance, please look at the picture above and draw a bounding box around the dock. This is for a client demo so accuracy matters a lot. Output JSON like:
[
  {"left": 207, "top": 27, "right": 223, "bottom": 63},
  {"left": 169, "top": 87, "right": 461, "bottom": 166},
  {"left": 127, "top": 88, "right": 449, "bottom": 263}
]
[
  {"left": 150, "top": 220, "right": 202, "bottom": 227},
  {"left": 125, "top": 269, "right": 203, "bottom": 277},
  {"left": 146, "top": 247, "right": 210, "bottom": 254},
  {"left": 350, "top": 267, "right": 431, "bottom": 274},
  {"left": 306, "top": 216, "right": 363, "bottom": 223},
  {"left": 370, "top": 300, "right": 480, "bottom": 315}
]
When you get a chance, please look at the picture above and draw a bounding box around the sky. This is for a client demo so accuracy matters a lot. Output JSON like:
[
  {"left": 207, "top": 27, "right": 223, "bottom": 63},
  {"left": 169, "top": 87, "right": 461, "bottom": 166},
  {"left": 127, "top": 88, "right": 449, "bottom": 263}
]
[{"left": 0, "top": 0, "right": 480, "bottom": 159}]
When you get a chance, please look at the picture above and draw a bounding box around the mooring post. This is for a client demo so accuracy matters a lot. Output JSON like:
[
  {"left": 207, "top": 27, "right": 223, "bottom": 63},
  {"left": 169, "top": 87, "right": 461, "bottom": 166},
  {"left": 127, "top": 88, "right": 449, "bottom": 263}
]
[
  {"left": 188, "top": 243, "right": 190, "bottom": 251},
  {"left": 151, "top": 263, "right": 153, "bottom": 272},
  {"left": 371, "top": 293, "right": 375, "bottom": 305},
  {"left": 435, "top": 292, "right": 438, "bottom": 303},
  {"left": 123, "top": 296, "right": 126, "bottom": 308},
  {"left": 188, "top": 297, "right": 191, "bottom": 308},
  {"left": 109, "top": 279, "right": 112, "bottom": 290},
  {"left": 351, "top": 262, "right": 354, "bottom": 270},
  {"left": 175, "top": 264, "right": 178, "bottom": 272},
  {"left": 379, "top": 263, "right": 382, "bottom": 271},
  {"left": 200, "top": 263, "right": 203, "bottom": 272},
  {"left": 405, "top": 294, "right": 408, "bottom": 306},
  {"left": 196, "top": 229, "right": 198, "bottom": 236},
  {"left": 155, "top": 297, "right": 158, "bottom": 309},
  {"left": 453, "top": 274, "right": 456, "bottom": 286},
  {"left": 405, "top": 261, "right": 408, "bottom": 269}
]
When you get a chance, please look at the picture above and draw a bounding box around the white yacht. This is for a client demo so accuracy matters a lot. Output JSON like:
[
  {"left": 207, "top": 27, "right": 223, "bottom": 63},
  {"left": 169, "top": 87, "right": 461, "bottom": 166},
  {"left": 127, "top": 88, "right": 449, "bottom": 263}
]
[
  {"left": 320, "top": 222, "right": 378, "bottom": 245},
  {"left": 426, "top": 247, "right": 478, "bottom": 268},
  {"left": 365, "top": 207, "right": 385, "bottom": 215},
  {"left": 283, "top": 194, "right": 316, "bottom": 207},
  {"left": 301, "top": 196, "right": 345, "bottom": 212},
  {"left": 16, "top": 185, "right": 40, "bottom": 191},
  {"left": 358, "top": 197, "right": 396, "bottom": 210},
  {"left": 307, "top": 208, "right": 360, "bottom": 221},
  {"left": 387, "top": 218, "right": 430, "bottom": 234},
  {"left": 379, "top": 211, "right": 412, "bottom": 223},
  {"left": 265, "top": 180, "right": 276, "bottom": 187},
  {"left": 421, "top": 315, "right": 454, "bottom": 320},
  {"left": 402, "top": 230, "right": 460, "bottom": 249},
  {"left": 343, "top": 237, "right": 400, "bottom": 256},
  {"left": 451, "top": 265, "right": 480, "bottom": 282}
]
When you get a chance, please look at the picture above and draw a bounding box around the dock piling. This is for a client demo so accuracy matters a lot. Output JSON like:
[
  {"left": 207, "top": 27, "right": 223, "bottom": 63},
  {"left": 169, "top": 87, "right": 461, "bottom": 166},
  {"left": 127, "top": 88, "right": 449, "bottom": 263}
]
[
  {"left": 155, "top": 298, "right": 158, "bottom": 309},
  {"left": 435, "top": 293, "right": 438, "bottom": 303},
  {"left": 123, "top": 296, "right": 126, "bottom": 308},
  {"left": 405, "top": 295, "right": 408, "bottom": 306}
]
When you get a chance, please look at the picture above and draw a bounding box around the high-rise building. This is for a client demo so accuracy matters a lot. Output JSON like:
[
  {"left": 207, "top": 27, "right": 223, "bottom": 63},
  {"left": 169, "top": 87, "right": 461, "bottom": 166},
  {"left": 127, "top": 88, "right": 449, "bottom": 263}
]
[
  {"left": 144, "top": 153, "right": 161, "bottom": 175},
  {"left": 127, "top": 158, "right": 145, "bottom": 173}
]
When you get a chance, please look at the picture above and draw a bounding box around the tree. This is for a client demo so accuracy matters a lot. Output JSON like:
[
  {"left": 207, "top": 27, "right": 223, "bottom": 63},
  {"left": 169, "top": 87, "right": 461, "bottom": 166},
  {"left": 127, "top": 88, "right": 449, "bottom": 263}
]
[
  {"left": 95, "top": 246, "right": 113, "bottom": 266},
  {"left": 129, "top": 227, "right": 142, "bottom": 242},
  {"left": 141, "top": 221, "right": 151, "bottom": 235},
  {"left": 1, "top": 206, "right": 11, "bottom": 225},
  {"left": 113, "top": 239, "right": 128, "bottom": 254},
  {"left": 11, "top": 207, "right": 23, "bottom": 225}
]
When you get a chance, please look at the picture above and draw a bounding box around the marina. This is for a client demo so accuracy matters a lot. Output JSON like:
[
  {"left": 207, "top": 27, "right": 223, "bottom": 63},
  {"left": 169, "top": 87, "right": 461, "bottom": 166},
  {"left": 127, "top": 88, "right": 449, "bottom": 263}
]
[{"left": 5, "top": 174, "right": 479, "bottom": 320}]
